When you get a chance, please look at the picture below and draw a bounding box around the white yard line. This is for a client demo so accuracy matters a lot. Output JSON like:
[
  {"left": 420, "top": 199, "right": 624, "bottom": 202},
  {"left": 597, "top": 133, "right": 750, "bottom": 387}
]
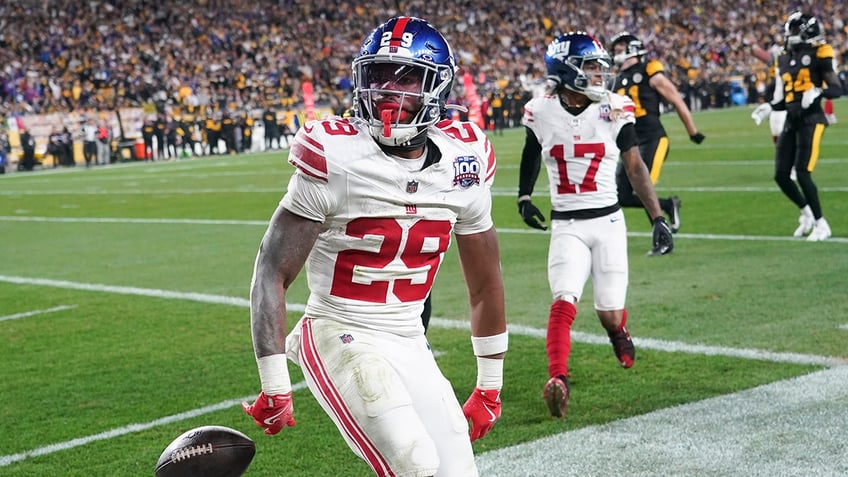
[
  {"left": 3, "top": 184, "right": 848, "bottom": 195},
  {"left": 0, "top": 305, "right": 77, "bottom": 322},
  {"left": 3, "top": 216, "right": 848, "bottom": 244},
  {"left": 0, "top": 382, "right": 306, "bottom": 468},
  {"left": 476, "top": 365, "right": 848, "bottom": 476}
]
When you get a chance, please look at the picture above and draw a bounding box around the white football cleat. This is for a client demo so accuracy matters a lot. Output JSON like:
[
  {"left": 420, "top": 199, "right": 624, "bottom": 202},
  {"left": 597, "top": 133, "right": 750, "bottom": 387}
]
[
  {"left": 793, "top": 207, "right": 815, "bottom": 237},
  {"left": 807, "top": 218, "right": 832, "bottom": 242}
]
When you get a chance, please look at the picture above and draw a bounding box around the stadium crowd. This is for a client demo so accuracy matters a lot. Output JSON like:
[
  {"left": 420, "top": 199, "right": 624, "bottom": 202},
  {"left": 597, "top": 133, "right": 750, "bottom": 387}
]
[{"left": 1, "top": 0, "right": 846, "bottom": 161}]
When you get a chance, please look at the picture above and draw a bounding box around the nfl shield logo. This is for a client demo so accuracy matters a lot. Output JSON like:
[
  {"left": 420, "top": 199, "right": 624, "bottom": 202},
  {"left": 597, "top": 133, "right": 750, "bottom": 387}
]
[
  {"left": 406, "top": 180, "right": 419, "bottom": 194},
  {"left": 339, "top": 333, "right": 354, "bottom": 344}
]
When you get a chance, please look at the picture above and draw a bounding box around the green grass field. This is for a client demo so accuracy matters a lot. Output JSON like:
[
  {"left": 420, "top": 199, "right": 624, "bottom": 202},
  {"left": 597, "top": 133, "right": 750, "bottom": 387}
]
[{"left": 1, "top": 100, "right": 846, "bottom": 476}]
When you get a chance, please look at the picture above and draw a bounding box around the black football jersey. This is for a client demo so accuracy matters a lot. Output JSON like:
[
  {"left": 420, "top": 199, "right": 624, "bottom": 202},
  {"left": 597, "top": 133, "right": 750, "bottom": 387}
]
[
  {"left": 613, "top": 59, "right": 666, "bottom": 139},
  {"left": 776, "top": 43, "right": 836, "bottom": 116}
]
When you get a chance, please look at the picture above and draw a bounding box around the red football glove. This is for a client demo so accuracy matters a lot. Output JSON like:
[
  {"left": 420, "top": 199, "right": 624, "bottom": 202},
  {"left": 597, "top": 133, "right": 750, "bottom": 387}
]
[
  {"left": 242, "top": 391, "right": 296, "bottom": 435},
  {"left": 461, "top": 388, "right": 501, "bottom": 442}
]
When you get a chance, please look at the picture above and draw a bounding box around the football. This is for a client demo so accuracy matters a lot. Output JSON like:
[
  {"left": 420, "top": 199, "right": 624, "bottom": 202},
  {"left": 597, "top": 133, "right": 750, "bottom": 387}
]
[{"left": 154, "top": 425, "right": 256, "bottom": 477}]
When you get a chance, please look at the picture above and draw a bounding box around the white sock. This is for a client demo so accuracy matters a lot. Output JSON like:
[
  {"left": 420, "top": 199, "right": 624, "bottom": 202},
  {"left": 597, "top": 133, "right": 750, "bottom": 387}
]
[{"left": 801, "top": 205, "right": 813, "bottom": 218}]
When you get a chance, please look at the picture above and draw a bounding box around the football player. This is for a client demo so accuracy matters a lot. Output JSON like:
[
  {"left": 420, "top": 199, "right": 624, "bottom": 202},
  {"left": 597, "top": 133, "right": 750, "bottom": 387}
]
[
  {"left": 764, "top": 12, "right": 842, "bottom": 240},
  {"left": 752, "top": 43, "right": 789, "bottom": 144},
  {"left": 242, "top": 17, "right": 507, "bottom": 476},
  {"left": 609, "top": 32, "right": 706, "bottom": 234},
  {"left": 516, "top": 32, "right": 673, "bottom": 419}
]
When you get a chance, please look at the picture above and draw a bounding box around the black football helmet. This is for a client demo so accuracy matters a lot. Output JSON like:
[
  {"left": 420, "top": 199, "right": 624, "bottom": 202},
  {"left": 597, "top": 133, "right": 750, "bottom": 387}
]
[
  {"left": 609, "top": 32, "right": 647, "bottom": 66},
  {"left": 352, "top": 16, "right": 458, "bottom": 148},
  {"left": 545, "top": 32, "right": 612, "bottom": 102},
  {"left": 784, "top": 12, "right": 825, "bottom": 50}
]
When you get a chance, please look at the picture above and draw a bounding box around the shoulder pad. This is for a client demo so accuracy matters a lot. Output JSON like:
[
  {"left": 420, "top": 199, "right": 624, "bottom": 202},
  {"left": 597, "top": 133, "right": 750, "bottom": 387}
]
[
  {"left": 816, "top": 44, "right": 835, "bottom": 60},
  {"left": 645, "top": 59, "right": 665, "bottom": 76},
  {"left": 434, "top": 120, "right": 496, "bottom": 184},
  {"left": 288, "top": 120, "right": 331, "bottom": 182},
  {"left": 605, "top": 92, "right": 636, "bottom": 122}
]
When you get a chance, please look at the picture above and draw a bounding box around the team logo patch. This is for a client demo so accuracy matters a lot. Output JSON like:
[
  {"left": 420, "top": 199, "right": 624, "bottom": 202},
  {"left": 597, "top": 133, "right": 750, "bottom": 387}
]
[
  {"left": 452, "top": 156, "right": 481, "bottom": 188},
  {"left": 406, "top": 180, "right": 419, "bottom": 194},
  {"left": 339, "top": 333, "right": 355, "bottom": 344},
  {"left": 599, "top": 103, "right": 611, "bottom": 121},
  {"left": 801, "top": 55, "right": 811, "bottom": 66},
  {"left": 633, "top": 73, "right": 643, "bottom": 84}
]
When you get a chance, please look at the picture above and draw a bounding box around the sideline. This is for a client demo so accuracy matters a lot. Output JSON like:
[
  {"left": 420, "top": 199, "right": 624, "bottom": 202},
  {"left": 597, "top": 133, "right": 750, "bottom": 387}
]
[{"left": 476, "top": 365, "right": 848, "bottom": 476}]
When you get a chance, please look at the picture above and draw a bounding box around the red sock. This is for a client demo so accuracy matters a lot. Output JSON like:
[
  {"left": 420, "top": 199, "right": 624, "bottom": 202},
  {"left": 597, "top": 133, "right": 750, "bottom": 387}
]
[
  {"left": 616, "top": 309, "right": 628, "bottom": 332},
  {"left": 546, "top": 300, "right": 576, "bottom": 378}
]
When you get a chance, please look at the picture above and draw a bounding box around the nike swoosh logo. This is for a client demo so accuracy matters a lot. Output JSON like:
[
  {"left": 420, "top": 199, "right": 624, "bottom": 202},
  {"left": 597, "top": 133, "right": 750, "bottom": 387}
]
[
  {"left": 483, "top": 405, "right": 497, "bottom": 423},
  {"left": 610, "top": 217, "right": 621, "bottom": 223},
  {"left": 263, "top": 409, "right": 286, "bottom": 426}
]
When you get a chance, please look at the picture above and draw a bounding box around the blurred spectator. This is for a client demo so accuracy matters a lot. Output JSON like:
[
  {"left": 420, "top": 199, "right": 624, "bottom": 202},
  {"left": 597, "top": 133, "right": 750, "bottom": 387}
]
[
  {"left": 0, "top": 0, "right": 845, "bottom": 136},
  {"left": 19, "top": 127, "right": 37, "bottom": 171},
  {"left": 82, "top": 118, "right": 97, "bottom": 167},
  {"left": 96, "top": 119, "right": 111, "bottom": 165}
]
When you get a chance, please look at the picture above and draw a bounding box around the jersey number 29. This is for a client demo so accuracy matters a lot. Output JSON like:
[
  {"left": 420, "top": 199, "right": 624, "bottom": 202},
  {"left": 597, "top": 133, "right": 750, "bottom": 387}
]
[{"left": 330, "top": 218, "right": 452, "bottom": 303}]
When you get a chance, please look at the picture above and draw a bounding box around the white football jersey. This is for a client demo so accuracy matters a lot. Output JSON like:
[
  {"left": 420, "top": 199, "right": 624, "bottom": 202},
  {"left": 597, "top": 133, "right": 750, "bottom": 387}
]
[
  {"left": 281, "top": 117, "right": 496, "bottom": 336},
  {"left": 522, "top": 92, "right": 635, "bottom": 212}
]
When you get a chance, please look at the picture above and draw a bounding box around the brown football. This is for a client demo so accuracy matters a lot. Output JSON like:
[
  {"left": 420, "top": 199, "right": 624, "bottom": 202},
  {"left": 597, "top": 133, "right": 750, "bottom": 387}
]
[{"left": 154, "top": 425, "right": 255, "bottom": 477}]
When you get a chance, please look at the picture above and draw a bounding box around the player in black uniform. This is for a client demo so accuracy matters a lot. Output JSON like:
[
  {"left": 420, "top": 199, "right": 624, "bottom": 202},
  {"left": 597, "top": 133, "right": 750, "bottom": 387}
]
[
  {"left": 768, "top": 12, "right": 842, "bottom": 241},
  {"left": 610, "top": 33, "right": 705, "bottom": 233}
]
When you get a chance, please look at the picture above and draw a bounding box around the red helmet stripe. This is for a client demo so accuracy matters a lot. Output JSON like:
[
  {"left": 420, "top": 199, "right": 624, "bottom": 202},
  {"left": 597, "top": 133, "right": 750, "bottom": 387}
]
[{"left": 389, "top": 16, "right": 411, "bottom": 47}]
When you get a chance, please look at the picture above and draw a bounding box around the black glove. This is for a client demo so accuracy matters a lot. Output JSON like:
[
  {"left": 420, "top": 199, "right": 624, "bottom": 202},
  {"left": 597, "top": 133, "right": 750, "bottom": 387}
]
[
  {"left": 689, "top": 132, "right": 705, "bottom": 144},
  {"left": 647, "top": 216, "right": 674, "bottom": 256},
  {"left": 518, "top": 199, "right": 547, "bottom": 230}
]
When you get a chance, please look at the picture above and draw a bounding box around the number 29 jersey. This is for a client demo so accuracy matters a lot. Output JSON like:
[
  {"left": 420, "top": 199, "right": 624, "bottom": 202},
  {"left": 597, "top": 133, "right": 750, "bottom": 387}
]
[
  {"left": 522, "top": 93, "right": 635, "bottom": 212},
  {"left": 281, "top": 117, "right": 496, "bottom": 336}
]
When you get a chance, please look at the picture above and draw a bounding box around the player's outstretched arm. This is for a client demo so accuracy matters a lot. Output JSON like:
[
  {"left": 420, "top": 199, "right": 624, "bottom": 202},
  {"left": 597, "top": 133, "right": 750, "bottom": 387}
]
[
  {"left": 456, "top": 227, "right": 508, "bottom": 442},
  {"left": 650, "top": 73, "right": 704, "bottom": 143}
]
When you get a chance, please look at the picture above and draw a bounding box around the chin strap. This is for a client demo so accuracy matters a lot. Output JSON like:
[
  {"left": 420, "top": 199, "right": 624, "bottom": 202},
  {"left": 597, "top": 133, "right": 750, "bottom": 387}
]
[{"left": 444, "top": 103, "right": 468, "bottom": 113}]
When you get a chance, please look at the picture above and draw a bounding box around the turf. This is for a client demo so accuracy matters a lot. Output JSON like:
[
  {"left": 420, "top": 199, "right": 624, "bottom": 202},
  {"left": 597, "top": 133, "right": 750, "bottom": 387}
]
[{"left": 0, "top": 99, "right": 846, "bottom": 476}]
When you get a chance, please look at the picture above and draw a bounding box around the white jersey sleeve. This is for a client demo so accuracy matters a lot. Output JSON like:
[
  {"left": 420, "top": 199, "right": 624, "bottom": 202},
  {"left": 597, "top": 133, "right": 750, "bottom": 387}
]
[{"left": 522, "top": 93, "right": 633, "bottom": 212}]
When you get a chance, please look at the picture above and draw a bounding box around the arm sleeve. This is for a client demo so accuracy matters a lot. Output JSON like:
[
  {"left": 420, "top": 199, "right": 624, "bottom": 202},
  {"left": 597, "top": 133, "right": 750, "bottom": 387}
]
[
  {"left": 771, "top": 60, "right": 786, "bottom": 110},
  {"left": 518, "top": 127, "right": 542, "bottom": 197},
  {"left": 616, "top": 123, "right": 639, "bottom": 152}
]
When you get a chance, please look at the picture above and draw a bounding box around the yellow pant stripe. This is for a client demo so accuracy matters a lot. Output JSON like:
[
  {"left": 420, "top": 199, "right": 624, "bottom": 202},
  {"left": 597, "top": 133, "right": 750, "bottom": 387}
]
[{"left": 650, "top": 137, "right": 670, "bottom": 185}]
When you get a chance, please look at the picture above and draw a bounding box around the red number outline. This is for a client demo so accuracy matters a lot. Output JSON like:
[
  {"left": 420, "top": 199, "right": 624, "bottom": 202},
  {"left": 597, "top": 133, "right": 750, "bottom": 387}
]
[{"left": 330, "top": 218, "right": 452, "bottom": 303}]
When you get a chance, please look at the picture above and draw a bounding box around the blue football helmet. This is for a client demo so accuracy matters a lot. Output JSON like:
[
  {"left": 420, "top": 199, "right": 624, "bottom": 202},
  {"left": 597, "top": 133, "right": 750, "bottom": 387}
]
[
  {"left": 784, "top": 12, "right": 824, "bottom": 50},
  {"left": 352, "top": 17, "right": 458, "bottom": 147},
  {"left": 545, "top": 32, "right": 612, "bottom": 102}
]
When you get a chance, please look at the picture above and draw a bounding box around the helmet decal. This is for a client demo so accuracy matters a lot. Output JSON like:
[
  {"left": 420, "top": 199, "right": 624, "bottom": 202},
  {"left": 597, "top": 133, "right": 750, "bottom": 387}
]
[{"left": 545, "top": 32, "right": 613, "bottom": 103}]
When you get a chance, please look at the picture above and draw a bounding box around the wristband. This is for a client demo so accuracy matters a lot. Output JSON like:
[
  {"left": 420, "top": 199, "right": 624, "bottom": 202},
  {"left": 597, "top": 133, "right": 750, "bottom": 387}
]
[
  {"left": 257, "top": 354, "right": 292, "bottom": 395},
  {"left": 476, "top": 356, "right": 504, "bottom": 389},
  {"left": 518, "top": 195, "right": 531, "bottom": 203},
  {"left": 471, "top": 331, "right": 509, "bottom": 356}
]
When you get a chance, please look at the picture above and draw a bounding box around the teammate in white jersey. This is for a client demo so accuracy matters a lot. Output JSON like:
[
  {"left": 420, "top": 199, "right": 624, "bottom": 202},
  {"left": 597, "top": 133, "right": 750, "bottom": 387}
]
[
  {"left": 516, "top": 32, "right": 673, "bottom": 419},
  {"left": 242, "top": 17, "right": 507, "bottom": 477}
]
